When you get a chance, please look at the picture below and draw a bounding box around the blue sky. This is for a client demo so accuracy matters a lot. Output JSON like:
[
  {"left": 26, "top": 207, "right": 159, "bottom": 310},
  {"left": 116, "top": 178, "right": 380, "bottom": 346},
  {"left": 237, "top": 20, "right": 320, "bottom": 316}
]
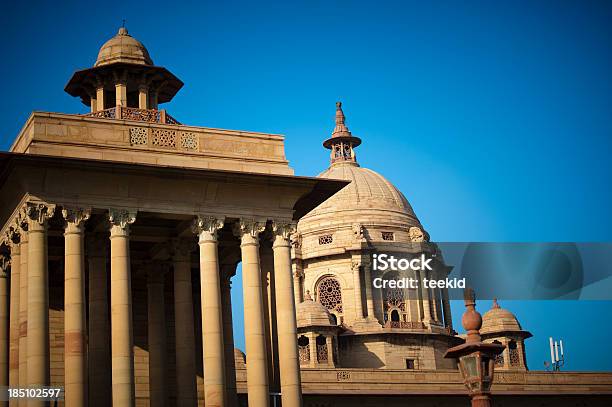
[{"left": 1, "top": 1, "right": 612, "bottom": 370}]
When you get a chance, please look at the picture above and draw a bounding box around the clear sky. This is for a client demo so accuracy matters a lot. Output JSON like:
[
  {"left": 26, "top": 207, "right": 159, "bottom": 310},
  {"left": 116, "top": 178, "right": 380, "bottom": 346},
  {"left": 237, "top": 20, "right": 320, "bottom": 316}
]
[{"left": 1, "top": 0, "right": 611, "bottom": 370}]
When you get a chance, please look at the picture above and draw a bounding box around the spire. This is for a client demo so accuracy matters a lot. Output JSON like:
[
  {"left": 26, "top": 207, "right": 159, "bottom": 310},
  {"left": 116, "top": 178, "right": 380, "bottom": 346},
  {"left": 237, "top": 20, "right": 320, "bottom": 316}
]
[
  {"left": 332, "top": 102, "right": 352, "bottom": 138},
  {"left": 322, "top": 101, "right": 362, "bottom": 165},
  {"left": 492, "top": 298, "right": 500, "bottom": 309}
]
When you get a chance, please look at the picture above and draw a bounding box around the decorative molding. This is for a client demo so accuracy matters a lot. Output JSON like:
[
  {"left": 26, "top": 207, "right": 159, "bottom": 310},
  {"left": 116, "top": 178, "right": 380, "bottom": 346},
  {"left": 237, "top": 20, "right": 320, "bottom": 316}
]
[
  {"left": 192, "top": 215, "right": 224, "bottom": 242},
  {"left": 25, "top": 202, "right": 56, "bottom": 227},
  {"left": 352, "top": 223, "right": 365, "bottom": 242},
  {"left": 62, "top": 207, "right": 91, "bottom": 227},
  {"left": 409, "top": 226, "right": 425, "bottom": 242},
  {"left": 108, "top": 208, "right": 137, "bottom": 231},
  {"left": 233, "top": 219, "right": 266, "bottom": 240},
  {"left": 272, "top": 221, "right": 296, "bottom": 241}
]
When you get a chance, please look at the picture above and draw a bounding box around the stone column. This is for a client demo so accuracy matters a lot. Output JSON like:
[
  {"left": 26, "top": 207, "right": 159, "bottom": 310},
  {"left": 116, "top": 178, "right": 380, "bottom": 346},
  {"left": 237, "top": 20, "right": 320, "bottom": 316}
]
[
  {"left": 234, "top": 219, "right": 269, "bottom": 407},
  {"left": 362, "top": 260, "right": 376, "bottom": 320},
  {"left": 0, "top": 254, "right": 9, "bottom": 395},
  {"left": 87, "top": 234, "right": 111, "bottom": 407},
  {"left": 62, "top": 208, "right": 90, "bottom": 407},
  {"left": 172, "top": 240, "right": 197, "bottom": 407},
  {"left": 108, "top": 208, "right": 136, "bottom": 407},
  {"left": 259, "top": 246, "right": 277, "bottom": 392},
  {"left": 194, "top": 216, "right": 226, "bottom": 407},
  {"left": 17, "top": 214, "right": 28, "bottom": 405},
  {"left": 26, "top": 203, "right": 55, "bottom": 404},
  {"left": 307, "top": 333, "right": 317, "bottom": 368},
  {"left": 419, "top": 268, "right": 432, "bottom": 325},
  {"left": 220, "top": 265, "right": 238, "bottom": 407},
  {"left": 147, "top": 264, "right": 167, "bottom": 407},
  {"left": 96, "top": 85, "right": 105, "bottom": 111},
  {"left": 271, "top": 222, "right": 302, "bottom": 407},
  {"left": 351, "top": 260, "right": 364, "bottom": 320},
  {"left": 115, "top": 82, "right": 127, "bottom": 108},
  {"left": 90, "top": 95, "right": 97, "bottom": 113},
  {"left": 292, "top": 264, "right": 303, "bottom": 304},
  {"left": 325, "top": 336, "right": 334, "bottom": 367},
  {"left": 138, "top": 85, "right": 148, "bottom": 109},
  {"left": 6, "top": 229, "right": 20, "bottom": 396}
]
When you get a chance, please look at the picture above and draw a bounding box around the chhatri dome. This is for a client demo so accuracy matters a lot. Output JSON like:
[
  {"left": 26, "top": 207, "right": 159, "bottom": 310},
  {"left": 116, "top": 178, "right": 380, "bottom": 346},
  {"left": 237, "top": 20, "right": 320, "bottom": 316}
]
[
  {"left": 95, "top": 26, "right": 154, "bottom": 66},
  {"left": 481, "top": 299, "right": 524, "bottom": 335}
]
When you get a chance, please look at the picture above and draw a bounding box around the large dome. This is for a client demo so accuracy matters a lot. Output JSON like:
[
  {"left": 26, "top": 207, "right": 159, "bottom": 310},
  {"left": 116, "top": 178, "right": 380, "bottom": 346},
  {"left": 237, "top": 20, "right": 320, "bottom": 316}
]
[{"left": 95, "top": 27, "right": 153, "bottom": 67}]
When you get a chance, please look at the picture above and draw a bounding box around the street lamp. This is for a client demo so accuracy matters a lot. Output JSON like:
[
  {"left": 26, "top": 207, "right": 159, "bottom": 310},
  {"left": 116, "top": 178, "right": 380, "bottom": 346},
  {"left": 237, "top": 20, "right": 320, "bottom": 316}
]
[{"left": 445, "top": 289, "right": 505, "bottom": 407}]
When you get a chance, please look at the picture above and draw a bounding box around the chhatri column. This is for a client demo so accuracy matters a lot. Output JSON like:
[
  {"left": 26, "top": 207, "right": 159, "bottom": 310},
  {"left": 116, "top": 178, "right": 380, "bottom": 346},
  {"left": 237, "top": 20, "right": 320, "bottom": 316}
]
[
  {"left": 26, "top": 202, "right": 55, "bottom": 405},
  {"left": 86, "top": 234, "right": 111, "bottom": 407},
  {"left": 234, "top": 219, "right": 269, "bottom": 407},
  {"left": 220, "top": 265, "right": 238, "bottom": 407},
  {"left": 362, "top": 259, "right": 377, "bottom": 321},
  {"left": 193, "top": 216, "right": 226, "bottom": 407},
  {"left": 6, "top": 228, "right": 20, "bottom": 397},
  {"left": 17, "top": 213, "right": 28, "bottom": 406},
  {"left": 0, "top": 254, "right": 9, "bottom": 398},
  {"left": 171, "top": 239, "right": 197, "bottom": 407},
  {"left": 138, "top": 84, "right": 148, "bottom": 109},
  {"left": 62, "top": 208, "right": 90, "bottom": 407},
  {"left": 147, "top": 264, "right": 167, "bottom": 407},
  {"left": 418, "top": 268, "right": 433, "bottom": 325},
  {"left": 108, "top": 208, "right": 137, "bottom": 407},
  {"left": 271, "top": 222, "right": 303, "bottom": 407}
]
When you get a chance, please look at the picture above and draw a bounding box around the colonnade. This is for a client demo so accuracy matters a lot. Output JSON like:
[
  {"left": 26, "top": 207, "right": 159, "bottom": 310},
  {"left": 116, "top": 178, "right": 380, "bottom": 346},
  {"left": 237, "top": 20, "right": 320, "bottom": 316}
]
[{"left": 0, "top": 202, "right": 303, "bottom": 407}]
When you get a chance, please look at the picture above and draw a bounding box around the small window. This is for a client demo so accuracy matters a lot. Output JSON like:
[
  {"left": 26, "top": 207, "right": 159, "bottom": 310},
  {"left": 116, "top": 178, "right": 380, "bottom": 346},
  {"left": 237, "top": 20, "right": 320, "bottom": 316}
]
[
  {"left": 405, "top": 359, "right": 415, "bottom": 369},
  {"left": 381, "top": 231, "right": 394, "bottom": 241},
  {"left": 318, "top": 234, "right": 333, "bottom": 245}
]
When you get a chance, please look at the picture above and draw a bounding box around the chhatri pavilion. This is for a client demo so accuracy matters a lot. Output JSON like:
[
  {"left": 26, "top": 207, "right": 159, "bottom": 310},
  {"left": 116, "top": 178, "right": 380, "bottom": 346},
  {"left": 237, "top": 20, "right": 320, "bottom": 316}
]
[{"left": 0, "top": 27, "right": 611, "bottom": 407}]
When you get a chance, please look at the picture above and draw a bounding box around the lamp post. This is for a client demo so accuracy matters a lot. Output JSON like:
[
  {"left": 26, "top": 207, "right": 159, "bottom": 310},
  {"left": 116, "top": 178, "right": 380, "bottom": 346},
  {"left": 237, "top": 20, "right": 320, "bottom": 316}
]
[{"left": 444, "top": 289, "right": 505, "bottom": 407}]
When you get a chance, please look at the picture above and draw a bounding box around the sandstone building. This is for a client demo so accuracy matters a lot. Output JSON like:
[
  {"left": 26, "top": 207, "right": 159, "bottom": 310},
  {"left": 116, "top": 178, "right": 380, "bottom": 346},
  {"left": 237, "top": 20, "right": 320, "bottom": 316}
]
[{"left": 0, "top": 27, "right": 611, "bottom": 407}]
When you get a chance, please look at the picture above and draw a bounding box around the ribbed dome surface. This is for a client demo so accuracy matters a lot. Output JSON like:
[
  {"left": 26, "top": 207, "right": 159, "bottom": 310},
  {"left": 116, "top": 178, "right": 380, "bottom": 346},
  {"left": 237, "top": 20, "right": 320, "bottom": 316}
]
[
  {"left": 296, "top": 300, "right": 335, "bottom": 328},
  {"left": 95, "top": 27, "right": 153, "bottom": 66},
  {"left": 302, "top": 162, "right": 418, "bottom": 221},
  {"left": 481, "top": 302, "right": 522, "bottom": 334}
]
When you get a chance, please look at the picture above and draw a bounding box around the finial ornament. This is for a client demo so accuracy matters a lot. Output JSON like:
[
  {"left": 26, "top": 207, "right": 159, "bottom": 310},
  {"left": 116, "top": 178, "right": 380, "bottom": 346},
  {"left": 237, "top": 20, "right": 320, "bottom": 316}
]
[
  {"left": 492, "top": 298, "right": 500, "bottom": 309},
  {"left": 323, "top": 101, "right": 362, "bottom": 165},
  {"left": 461, "top": 287, "right": 482, "bottom": 343}
]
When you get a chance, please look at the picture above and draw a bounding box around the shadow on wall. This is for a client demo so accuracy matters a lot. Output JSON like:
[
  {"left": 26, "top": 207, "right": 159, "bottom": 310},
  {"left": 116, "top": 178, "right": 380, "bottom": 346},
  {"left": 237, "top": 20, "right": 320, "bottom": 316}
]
[{"left": 338, "top": 335, "right": 385, "bottom": 368}]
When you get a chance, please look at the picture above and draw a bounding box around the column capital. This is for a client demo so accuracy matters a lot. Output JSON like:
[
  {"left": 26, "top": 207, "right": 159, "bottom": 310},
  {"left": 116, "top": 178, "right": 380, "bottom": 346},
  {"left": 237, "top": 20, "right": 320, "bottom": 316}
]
[
  {"left": 25, "top": 201, "right": 56, "bottom": 230},
  {"left": 4, "top": 225, "right": 20, "bottom": 249},
  {"left": 192, "top": 215, "right": 224, "bottom": 242},
  {"left": 108, "top": 208, "right": 137, "bottom": 236},
  {"left": 62, "top": 207, "right": 91, "bottom": 234},
  {"left": 233, "top": 219, "right": 266, "bottom": 245},
  {"left": 0, "top": 254, "right": 9, "bottom": 278},
  {"left": 272, "top": 221, "right": 296, "bottom": 247}
]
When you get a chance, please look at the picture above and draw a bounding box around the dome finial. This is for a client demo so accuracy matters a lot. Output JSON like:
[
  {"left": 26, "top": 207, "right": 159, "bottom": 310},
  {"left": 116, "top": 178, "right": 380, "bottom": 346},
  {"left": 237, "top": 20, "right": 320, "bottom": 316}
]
[
  {"left": 118, "top": 20, "right": 128, "bottom": 36},
  {"left": 492, "top": 298, "right": 500, "bottom": 309},
  {"left": 322, "top": 101, "right": 362, "bottom": 165}
]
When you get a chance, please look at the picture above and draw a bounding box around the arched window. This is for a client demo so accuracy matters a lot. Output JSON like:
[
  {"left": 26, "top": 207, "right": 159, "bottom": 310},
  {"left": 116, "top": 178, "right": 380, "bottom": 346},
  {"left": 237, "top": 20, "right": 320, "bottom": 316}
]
[
  {"left": 317, "top": 277, "right": 343, "bottom": 317},
  {"left": 391, "top": 309, "right": 400, "bottom": 322},
  {"left": 298, "top": 336, "right": 310, "bottom": 364}
]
